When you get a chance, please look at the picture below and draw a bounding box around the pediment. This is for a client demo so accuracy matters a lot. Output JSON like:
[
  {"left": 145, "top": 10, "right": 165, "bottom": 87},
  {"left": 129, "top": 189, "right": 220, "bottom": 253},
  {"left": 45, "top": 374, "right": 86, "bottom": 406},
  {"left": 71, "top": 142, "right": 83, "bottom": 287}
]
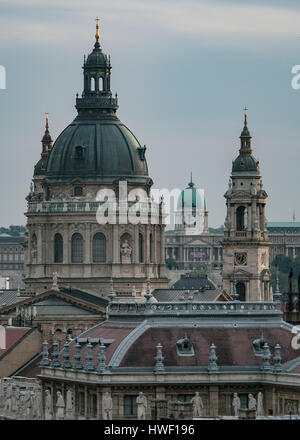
[
  {"left": 0, "top": 289, "right": 106, "bottom": 315},
  {"left": 70, "top": 177, "right": 84, "bottom": 184},
  {"left": 186, "top": 238, "right": 210, "bottom": 246},
  {"left": 231, "top": 191, "right": 251, "bottom": 199},
  {"left": 232, "top": 268, "right": 252, "bottom": 276}
]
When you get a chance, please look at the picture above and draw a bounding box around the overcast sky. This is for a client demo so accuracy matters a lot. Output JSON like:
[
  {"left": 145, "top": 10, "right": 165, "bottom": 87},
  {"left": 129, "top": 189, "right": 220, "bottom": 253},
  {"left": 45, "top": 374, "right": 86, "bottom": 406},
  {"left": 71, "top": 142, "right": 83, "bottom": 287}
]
[{"left": 0, "top": 0, "right": 300, "bottom": 228}]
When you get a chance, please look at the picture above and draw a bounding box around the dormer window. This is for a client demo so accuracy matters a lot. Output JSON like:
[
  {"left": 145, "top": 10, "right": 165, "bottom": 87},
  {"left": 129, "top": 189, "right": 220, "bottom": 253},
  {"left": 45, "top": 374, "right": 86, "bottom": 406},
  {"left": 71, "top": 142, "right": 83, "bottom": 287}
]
[
  {"left": 137, "top": 145, "right": 146, "bottom": 161},
  {"left": 176, "top": 335, "right": 195, "bottom": 356},
  {"left": 74, "top": 186, "right": 83, "bottom": 197},
  {"left": 75, "top": 146, "right": 85, "bottom": 159},
  {"left": 252, "top": 337, "right": 267, "bottom": 356}
]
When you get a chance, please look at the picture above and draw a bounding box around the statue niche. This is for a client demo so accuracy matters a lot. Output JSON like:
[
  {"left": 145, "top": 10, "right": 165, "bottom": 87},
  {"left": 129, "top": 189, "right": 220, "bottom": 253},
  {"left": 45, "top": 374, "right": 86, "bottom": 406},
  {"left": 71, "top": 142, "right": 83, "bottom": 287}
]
[{"left": 120, "top": 234, "right": 132, "bottom": 264}]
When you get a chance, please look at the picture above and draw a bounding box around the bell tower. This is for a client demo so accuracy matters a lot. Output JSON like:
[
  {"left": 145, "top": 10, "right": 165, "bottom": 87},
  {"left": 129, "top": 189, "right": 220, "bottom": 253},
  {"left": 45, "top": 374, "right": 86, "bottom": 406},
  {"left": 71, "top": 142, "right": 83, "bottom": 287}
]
[{"left": 222, "top": 109, "right": 271, "bottom": 301}]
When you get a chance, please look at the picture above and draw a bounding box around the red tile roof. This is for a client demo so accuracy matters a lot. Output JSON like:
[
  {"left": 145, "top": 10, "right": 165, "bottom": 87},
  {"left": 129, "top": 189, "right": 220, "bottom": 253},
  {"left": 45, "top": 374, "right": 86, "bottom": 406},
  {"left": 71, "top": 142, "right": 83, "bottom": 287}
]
[
  {"left": 120, "top": 327, "right": 298, "bottom": 368},
  {"left": 0, "top": 327, "right": 30, "bottom": 359}
]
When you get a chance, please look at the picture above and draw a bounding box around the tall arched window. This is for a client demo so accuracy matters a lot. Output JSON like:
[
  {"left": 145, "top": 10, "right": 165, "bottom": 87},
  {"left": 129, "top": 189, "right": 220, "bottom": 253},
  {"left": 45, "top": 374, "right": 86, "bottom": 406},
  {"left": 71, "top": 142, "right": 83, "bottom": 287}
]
[
  {"left": 93, "top": 233, "right": 106, "bottom": 263},
  {"left": 236, "top": 206, "right": 246, "bottom": 231},
  {"left": 54, "top": 233, "right": 63, "bottom": 263},
  {"left": 149, "top": 233, "right": 153, "bottom": 263},
  {"left": 31, "top": 233, "right": 37, "bottom": 262},
  {"left": 236, "top": 282, "right": 246, "bottom": 301},
  {"left": 71, "top": 233, "right": 84, "bottom": 263},
  {"left": 139, "top": 233, "right": 144, "bottom": 263}
]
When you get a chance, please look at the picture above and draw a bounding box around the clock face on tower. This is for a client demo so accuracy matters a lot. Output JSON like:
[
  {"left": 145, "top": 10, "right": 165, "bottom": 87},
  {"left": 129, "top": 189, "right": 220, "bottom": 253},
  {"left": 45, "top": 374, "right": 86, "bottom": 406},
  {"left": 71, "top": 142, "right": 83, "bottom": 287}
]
[{"left": 234, "top": 252, "right": 247, "bottom": 266}]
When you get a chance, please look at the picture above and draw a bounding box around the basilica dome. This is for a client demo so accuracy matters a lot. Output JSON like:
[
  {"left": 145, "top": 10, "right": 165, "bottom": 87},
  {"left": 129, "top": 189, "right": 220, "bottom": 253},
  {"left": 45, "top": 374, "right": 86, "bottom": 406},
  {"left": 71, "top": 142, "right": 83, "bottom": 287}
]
[{"left": 46, "top": 120, "right": 148, "bottom": 183}]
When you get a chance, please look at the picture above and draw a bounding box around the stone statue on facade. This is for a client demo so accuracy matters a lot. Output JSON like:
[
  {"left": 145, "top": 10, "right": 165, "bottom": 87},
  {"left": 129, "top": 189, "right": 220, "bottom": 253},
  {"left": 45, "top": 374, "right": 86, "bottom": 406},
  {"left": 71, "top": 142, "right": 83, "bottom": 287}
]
[
  {"left": 136, "top": 392, "right": 147, "bottom": 420},
  {"left": 256, "top": 392, "right": 264, "bottom": 417},
  {"left": 56, "top": 391, "right": 65, "bottom": 420},
  {"left": 24, "top": 388, "right": 33, "bottom": 419},
  {"left": 5, "top": 383, "right": 13, "bottom": 414},
  {"left": 121, "top": 240, "right": 132, "bottom": 263},
  {"left": 32, "top": 389, "right": 42, "bottom": 420},
  {"left": 52, "top": 272, "right": 59, "bottom": 291},
  {"left": 66, "top": 389, "right": 74, "bottom": 420},
  {"left": 232, "top": 393, "right": 241, "bottom": 417},
  {"left": 191, "top": 392, "right": 204, "bottom": 418},
  {"left": 11, "top": 384, "right": 18, "bottom": 413},
  {"left": 103, "top": 392, "right": 113, "bottom": 420},
  {"left": 0, "top": 380, "right": 4, "bottom": 410},
  {"left": 45, "top": 389, "right": 53, "bottom": 420},
  {"left": 248, "top": 394, "right": 256, "bottom": 411}
]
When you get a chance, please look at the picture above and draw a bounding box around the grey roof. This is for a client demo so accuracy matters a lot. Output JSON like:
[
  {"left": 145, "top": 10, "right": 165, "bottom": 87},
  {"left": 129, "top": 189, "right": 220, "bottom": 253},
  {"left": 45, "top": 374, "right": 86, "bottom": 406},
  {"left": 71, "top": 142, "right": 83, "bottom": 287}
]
[
  {"left": 0, "top": 290, "right": 30, "bottom": 308},
  {"left": 172, "top": 274, "right": 216, "bottom": 290},
  {"left": 33, "top": 297, "right": 97, "bottom": 315},
  {"left": 59, "top": 287, "right": 108, "bottom": 308},
  {"left": 0, "top": 236, "right": 24, "bottom": 244},
  {"left": 152, "top": 288, "right": 221, "bottom": 302}
]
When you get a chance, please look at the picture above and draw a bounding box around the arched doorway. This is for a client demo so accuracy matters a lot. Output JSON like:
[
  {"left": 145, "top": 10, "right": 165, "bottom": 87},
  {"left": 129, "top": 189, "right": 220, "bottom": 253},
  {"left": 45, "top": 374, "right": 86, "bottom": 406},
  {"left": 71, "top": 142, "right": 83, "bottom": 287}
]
[{"left": 236, "top": 282, "right": 246, "bottom": 301}]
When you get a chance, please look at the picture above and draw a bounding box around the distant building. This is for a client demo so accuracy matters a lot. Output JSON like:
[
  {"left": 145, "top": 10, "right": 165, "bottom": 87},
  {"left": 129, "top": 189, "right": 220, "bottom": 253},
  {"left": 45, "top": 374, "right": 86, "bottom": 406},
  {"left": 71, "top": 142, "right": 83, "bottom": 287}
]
[{"left": 0, "top": 234, "right": 24, "bottom": 289}]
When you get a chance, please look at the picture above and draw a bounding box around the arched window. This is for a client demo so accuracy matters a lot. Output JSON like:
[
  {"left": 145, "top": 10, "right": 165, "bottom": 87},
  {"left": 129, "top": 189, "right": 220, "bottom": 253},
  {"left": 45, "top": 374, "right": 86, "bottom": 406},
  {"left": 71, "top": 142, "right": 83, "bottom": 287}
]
[
  {"left": 236, "top": 282, "right": 246, "bottom": 301},
  {"left": 31, "top": 233, "right": 37, "bottom": 262},
  {"left": 54, "top": 233, "right": 63, "bottom": 263},
  {"left": 93, "top": 233, "right": 106, "bottom": 263},
  {"left": 139, "top": 233, "right": 143, "bottom": 263},
  {"left": 149, "top": 233, "right": 153, "bottom": 263},
  {"left": 91, "top": 77, "right": 96, "bottom": 91},
  {"left": 71, "top": 233, "right": 84, "bottom": 263},
  {"left": 236, "top": 206, "right": 246, "bottom": 231}
]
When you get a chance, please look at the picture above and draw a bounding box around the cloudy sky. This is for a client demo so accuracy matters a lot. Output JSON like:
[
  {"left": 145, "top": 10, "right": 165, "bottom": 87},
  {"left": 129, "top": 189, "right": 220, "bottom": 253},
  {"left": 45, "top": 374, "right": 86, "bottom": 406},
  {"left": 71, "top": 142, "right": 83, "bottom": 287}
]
[{"left": 0, "top": 0, "right": 300, "bottom": 227}]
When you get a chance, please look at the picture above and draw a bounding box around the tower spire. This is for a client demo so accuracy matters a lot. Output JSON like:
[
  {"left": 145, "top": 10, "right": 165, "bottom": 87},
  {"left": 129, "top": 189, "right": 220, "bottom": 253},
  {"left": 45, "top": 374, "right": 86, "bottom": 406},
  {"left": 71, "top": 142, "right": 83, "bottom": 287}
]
[
  {"left": 244, "top": 106, "right": 248, "bottom": 127},
  {"left": 41, "top": 112, "right": 53, "bottom": 158},
  {"left": 95, "top": 17, "right": 100, "bottom": 41},
  {"left": 239, "top": 106, "right": 252, "bottom": 153},
  {"left": 188, "top": 172, "right": 194, "bottom": 188}
]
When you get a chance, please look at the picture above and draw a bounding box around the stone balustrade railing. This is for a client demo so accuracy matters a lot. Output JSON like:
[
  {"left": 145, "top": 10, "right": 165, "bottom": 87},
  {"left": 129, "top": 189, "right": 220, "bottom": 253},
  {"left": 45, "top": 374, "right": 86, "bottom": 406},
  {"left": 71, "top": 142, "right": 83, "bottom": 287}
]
[
  {"left": 27, "top": 201, "right": 161, "bottom": 215},
  {"left": 108, "top": 301, "right": 281, "bottom": 316}
]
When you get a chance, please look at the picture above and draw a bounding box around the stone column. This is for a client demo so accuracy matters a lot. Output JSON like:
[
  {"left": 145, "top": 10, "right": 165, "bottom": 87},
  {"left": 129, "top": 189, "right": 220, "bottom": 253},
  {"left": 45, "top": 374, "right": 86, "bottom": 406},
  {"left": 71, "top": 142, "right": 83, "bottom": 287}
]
[
  {"left": 85, "top": 223, "right": 91, "bottom": 265},
  {"left": 209, "top": 385, "right": 219, "bottom": 417},
  {"left": 112, "top": 225, "right": 119, "bottom": 264},
  {"left": 160, "top": 225, "right": 165, "bottom": 264},
  {"left": 231, "top": 205, "right": 235, "bottom": 232},
  {"left": 134, "top": 227, "right": 139, "bottom": 264},
  {"left": 84, "top": 386, "right": 88, "bottom": 420},
  {"left": 153, "top": 227, "right": 157, "bottom": 264},
  {"left": 247, "top": 204, "right": 252, "bottom": 232}
]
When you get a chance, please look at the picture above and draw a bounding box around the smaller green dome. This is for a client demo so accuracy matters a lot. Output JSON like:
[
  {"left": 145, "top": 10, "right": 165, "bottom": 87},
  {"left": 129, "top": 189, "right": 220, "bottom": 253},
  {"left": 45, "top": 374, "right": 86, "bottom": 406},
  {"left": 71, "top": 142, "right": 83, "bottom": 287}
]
[{"left": 177, "top": 177, "right": 206, "bottom": 210}]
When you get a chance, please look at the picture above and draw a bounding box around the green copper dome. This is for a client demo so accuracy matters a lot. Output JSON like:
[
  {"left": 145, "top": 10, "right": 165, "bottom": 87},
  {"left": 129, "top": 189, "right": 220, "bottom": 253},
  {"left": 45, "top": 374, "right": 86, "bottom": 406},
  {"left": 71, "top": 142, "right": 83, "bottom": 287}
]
[
  {"left": 44, "top": 28, "right": 149, "bottom": 184},
  {"left": 177, "top": 176, "right": 206, "bottom": 210}
]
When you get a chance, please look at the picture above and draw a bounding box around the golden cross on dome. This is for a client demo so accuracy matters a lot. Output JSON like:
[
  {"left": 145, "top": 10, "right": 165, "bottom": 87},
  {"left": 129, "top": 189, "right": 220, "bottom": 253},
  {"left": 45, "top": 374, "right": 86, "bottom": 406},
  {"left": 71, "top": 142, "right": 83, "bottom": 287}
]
[
  {"left": 45, "top": 112, "right": 49, "bottom": 128},
  {"left": 243, "top": 106, "right": 248, "bottom": 125},
  {"left": 95, "top": 17, "right": 100, "bottom": 40}
]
